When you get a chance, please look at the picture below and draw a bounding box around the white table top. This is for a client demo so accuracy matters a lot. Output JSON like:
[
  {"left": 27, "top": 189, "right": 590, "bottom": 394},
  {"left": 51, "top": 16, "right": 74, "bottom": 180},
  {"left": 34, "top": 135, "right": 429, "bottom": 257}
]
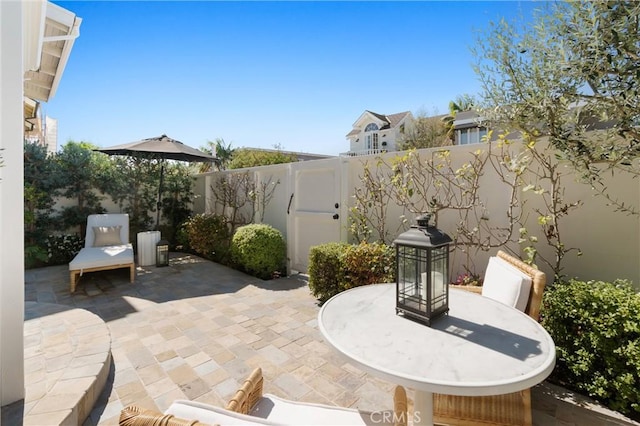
[{"left": 318, "top": 283, "right": 556, "bottom": 396}]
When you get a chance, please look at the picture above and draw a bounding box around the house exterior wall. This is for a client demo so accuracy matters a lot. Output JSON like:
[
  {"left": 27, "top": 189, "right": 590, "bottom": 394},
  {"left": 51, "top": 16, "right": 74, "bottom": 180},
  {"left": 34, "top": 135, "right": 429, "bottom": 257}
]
[
  {"left": 344, "top": 112, "right": 413, "bottom": 156},
  {"left": 1, "top": 0, "right": 27, "bottom": 405}
]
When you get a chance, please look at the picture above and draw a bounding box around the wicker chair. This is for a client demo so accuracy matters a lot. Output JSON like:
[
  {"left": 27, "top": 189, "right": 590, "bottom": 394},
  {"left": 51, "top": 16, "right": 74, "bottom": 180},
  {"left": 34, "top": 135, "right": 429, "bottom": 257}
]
[
  {"left": 433, "top": 250, "right": 546, "bottom": 426},
  {"left": 227, "top": 367, "right": 409, "bottom": 426},
  {"left": 119, "top": 405, "right": 211, "bottom": 426}
]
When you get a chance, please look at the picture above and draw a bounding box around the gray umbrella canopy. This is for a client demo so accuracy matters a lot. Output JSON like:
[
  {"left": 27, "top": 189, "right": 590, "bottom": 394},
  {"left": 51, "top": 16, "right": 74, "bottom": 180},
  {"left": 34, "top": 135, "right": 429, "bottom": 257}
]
[
  {"left": 97, "top": 134, "right": 217, "bottom": 230},
  {"left": 97, "top": 134, "right": 216, "bottom": 162}
]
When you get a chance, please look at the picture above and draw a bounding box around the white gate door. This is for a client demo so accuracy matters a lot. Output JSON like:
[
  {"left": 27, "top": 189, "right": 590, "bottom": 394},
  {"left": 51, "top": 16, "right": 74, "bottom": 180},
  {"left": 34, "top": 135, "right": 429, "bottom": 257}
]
[{"left": 287, "top": 158, "right": 344, "bottom": 273}]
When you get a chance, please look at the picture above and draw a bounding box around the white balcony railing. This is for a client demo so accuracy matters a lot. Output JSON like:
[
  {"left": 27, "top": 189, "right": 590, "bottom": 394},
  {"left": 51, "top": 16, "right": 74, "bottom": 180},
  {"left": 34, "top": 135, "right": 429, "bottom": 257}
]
[{"left": 339, "top": 148, "right": 390, "bottom": 157}]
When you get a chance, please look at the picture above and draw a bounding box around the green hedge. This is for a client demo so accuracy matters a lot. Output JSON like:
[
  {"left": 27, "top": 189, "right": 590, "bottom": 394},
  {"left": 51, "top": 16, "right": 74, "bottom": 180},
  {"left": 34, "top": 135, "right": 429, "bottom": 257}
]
[
  {"left": 308, "top": 242, "right": 350, "bottom": 302},
  {"left": 541, "top": 279, "right": 640, "bottom": 419},
  {"left": 308, "top": 241, "right": 396, "bottom": 303},
  {"left": 230, "top": 224, "right": 286, "bottom": 280},
  {"left": 343, "top": 242, "right": 395, "bottom": 290},
  {"left": 182, "top": 213, "right": 231, "bottom": 263}
]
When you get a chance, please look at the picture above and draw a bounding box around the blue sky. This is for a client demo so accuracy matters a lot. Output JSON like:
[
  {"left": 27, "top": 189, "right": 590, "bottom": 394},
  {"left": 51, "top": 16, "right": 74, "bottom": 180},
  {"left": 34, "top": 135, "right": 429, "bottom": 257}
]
[{"left": 49, "top": 1, "right": 540, "bottom": 156}]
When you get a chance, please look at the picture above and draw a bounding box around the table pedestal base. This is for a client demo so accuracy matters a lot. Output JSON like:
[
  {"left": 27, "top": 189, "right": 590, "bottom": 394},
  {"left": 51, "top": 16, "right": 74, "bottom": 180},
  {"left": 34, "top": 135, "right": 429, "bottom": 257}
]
[{"left": 414, "top": 390, "right": 433, "bottom": 426}]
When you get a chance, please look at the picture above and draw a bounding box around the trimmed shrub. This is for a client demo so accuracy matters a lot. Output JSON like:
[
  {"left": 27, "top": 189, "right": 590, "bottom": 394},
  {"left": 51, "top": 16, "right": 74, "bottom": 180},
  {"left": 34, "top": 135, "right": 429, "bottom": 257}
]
[
  {"left": 230, "top": 224, "right": 286, "bottom": 280},
  {"left": 307, "top": 241, "right": 396, "bottom": 303},
  {"left": 182, "top": 213, "right": 231, "bottom": 263},
  {"left": 541, "top": 279, "right": 640, "bottom": 419},
  {"left": 308, "top": 242, "right": 350, "bottom": 302},
  {"left": 45, "top": 234, "right": 83, "bottom": 265},
  {"left": 343, "top": 242, "right": 396, "bottom": 290}
]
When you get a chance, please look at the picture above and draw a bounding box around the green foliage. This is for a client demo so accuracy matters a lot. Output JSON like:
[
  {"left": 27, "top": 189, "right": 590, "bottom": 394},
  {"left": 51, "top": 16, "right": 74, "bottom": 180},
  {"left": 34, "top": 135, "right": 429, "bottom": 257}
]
[
  {"left": 542, "top": 279, "right": 640, "bottom": 418},
  {"left": 342, "top": 242, "right": 396, "bottom": 289},
  {"left": 474, "top": 1, "right": 640, "bottom": 214},
  {"left": 160, "top": 163, "right": 195, "bottom": 243},
  {"left": 175, "top": 222, "right": 191, "bottom": 252},
  {"left": 397, "top": 112, "right": 450, "bottom": 150},
  {"left": 24, "top": 244, "right": 48, "bottom": 269},
  {"left": 308, "top": 242, "right": 350, "bottom": 303},
  {"left": 228, "top": 148, "right": 297, "bottom": 169},
  {"left": 182, "top": 213, "right": 231, "bottom": 263},
  {"left": 55, "top": 141, "right": 110, "bottom": 235},
  {"left": 106, "top": 156, "right": 159, "bottom": 238},
  {"left": 44, "top": 234, "right": 84, "bottom": 265},
  {"left": 441, "top": 94, "right": 478, "bottom": 141},
  {"left": 230, "top": 224, "right": 286, "bottom": 280},
  {"left": 307, "top": 242, "right": 396, "bottom": 302},
  {"left": 200, "top": 138, "right": 234, "bottom": 172},
  {"left": 24, "top": 142, "right": 62, "bottom": 267}
]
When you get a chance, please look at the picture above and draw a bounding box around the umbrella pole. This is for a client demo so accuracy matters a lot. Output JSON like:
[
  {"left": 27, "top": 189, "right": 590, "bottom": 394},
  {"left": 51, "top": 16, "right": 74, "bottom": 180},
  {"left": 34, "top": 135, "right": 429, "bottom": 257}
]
[{"left": 156, "top": 160, "right": 165, "bottom": 231}]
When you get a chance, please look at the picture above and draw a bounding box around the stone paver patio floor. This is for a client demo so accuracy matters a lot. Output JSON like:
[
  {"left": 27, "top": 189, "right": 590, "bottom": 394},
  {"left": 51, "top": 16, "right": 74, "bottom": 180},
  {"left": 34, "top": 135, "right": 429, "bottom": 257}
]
[{"left": 20, "top": 253, "right": 639, "bottom": 426}]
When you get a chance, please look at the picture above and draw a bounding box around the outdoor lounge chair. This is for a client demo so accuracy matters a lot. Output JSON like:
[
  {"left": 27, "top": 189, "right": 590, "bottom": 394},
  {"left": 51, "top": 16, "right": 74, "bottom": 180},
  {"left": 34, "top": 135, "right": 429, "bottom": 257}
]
[
  {"left": 119, "top": 367, "right": 408, "bottom": 426},
  {"left": 68, "top": 213, "right": 135, "bottom": 293},
  {"left": 433, "top": 250, "right": 546, "bottom": 426}
]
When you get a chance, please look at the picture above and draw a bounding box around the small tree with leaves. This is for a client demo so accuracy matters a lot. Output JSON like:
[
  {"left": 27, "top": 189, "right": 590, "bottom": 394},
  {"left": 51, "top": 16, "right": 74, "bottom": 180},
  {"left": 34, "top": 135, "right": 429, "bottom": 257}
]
[
  {"left": 55, "top": 141, "right": 113, "bottom": 237},
  {"left": 473, "top": 0, "right": 640, "bottom": 215},
  {"left": 397, "top": 111, "right": 450, "bottom": 150}
]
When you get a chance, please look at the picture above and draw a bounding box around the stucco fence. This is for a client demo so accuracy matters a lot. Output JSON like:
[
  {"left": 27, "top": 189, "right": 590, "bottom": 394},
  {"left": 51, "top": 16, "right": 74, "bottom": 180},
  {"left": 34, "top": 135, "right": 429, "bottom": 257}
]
[{"left": 195, "top": 142, "right": 640, "bottom": 288}]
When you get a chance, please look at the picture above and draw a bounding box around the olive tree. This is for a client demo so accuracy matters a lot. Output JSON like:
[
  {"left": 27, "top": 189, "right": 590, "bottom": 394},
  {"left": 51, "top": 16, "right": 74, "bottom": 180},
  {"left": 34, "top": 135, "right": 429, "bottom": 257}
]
[{"left": 474, "top": 0, "right": 640, "bottom": 213}]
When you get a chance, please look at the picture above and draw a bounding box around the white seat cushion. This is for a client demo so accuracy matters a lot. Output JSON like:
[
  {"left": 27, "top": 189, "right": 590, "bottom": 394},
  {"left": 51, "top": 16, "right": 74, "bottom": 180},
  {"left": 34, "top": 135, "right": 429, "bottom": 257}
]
[
  {"left": 166, "top": 400, "right": 283, "bottom": 425},
  {"left": 250, "top": 394, "right": 394, "bottom": 425},
  {"left": 481, "top": 256, "right": 532, "bottom": 311},
  {"left": 69, "top": 244, "right": 134, "bottom": 271}
]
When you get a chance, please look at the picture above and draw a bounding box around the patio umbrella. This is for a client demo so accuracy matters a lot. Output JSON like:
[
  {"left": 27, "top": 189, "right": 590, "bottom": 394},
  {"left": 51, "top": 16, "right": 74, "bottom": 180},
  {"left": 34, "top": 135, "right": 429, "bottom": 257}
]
[{"left": 97, "top": 134, "right": 217, "bottom": 229}]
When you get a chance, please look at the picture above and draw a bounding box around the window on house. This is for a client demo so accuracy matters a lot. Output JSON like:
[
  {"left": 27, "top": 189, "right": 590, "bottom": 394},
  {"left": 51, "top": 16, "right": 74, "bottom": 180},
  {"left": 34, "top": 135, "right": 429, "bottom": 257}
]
[
  {"left": 364, "top": 123, "right": 379, "bottom": 150},
  {"left": 400, "top": 123, "right": 405, "bottom": 134},
  {"left": 365, "top": 133, "right": 379, "bottom": 150},
  {"left": 456, "top": 127, "right": 488, "bottom": 145}
]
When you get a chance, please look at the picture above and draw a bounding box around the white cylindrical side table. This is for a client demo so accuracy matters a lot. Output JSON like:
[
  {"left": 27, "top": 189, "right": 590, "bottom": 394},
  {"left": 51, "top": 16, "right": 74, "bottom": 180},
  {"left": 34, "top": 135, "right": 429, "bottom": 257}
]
[{"left": 137, "top": 231, "right": 161, "bottom": 266}]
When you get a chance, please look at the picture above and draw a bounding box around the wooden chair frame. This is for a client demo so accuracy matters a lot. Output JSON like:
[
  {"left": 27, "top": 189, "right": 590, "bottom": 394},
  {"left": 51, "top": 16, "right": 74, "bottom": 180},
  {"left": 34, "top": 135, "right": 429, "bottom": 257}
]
[
  {"left": 433, "top": 250, "right": 546, "bottom": 426},
  {"left": 227, "top": 367, "right": 409, "bottom": 426}
]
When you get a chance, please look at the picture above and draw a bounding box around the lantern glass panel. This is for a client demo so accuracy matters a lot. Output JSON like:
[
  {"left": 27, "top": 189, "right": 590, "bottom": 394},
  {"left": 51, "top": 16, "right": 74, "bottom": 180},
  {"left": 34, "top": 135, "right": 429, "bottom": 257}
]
[
  {"left": 397, "top": 245, "right": 429, "bottom": 312},
  {"left": 431, "top": 246, "right": 448, "bottom": 311},
  {"left": 156, "top": 241, "right": 169, "bottom": 267}
]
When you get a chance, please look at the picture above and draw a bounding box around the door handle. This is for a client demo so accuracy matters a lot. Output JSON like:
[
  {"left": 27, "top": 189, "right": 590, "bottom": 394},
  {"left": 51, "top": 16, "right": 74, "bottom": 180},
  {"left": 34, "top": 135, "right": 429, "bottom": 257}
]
[
  {"left": 287, "top": 193, "right": 294, "bottom": 214},
  {"left": 333, "top": 214, "right": 339, "bottom": 220}
]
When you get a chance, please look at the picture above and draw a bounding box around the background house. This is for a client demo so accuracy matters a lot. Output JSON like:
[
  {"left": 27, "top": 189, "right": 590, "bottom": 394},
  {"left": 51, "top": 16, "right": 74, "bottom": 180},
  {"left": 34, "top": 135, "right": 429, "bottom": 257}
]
[
  {"left": 342, "top": 110, "right": 414, "bottom": 156},
  {"left": 453, "top": 110, "right": 488, "bottom": 145}
]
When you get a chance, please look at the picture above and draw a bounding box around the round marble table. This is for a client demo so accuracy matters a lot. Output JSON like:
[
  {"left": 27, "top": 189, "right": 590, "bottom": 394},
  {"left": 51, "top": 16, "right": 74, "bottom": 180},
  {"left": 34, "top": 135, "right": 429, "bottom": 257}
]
[{"left": 318, "top": 283, "right": 556, "bottom": 426}]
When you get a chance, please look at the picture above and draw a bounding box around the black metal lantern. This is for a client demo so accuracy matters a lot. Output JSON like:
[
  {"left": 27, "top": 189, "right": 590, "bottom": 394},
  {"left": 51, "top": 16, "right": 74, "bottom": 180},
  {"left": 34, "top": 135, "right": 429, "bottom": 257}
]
[
  {"left": 393, "top": 214, "right": 452, "bottom": 326},
  {"left": 156, "top": 239, "right": 169, "bottom": 267}
]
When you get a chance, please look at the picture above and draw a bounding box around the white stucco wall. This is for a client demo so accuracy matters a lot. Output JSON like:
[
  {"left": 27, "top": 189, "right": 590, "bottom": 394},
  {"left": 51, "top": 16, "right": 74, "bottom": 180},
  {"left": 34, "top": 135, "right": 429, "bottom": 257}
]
[{"left": 203, "top": 143, "right": 640, "bottom": 287}]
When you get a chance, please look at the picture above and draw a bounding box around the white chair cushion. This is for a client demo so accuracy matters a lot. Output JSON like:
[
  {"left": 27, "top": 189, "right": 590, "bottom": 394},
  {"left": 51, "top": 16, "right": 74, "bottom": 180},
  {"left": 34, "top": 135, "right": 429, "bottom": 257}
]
[
  {"left": 69, "top": 244, "right": 133, "bottom": 271},
  {"left": 166, "top": 400, "right": 283, "bottom": 425},
  {"left": 84, "top": 213, "right": 130, "bottom": 248},
  {"left": 250, "top": 394, "right": 393, "bottom": 425},
  {"left": 481, "top": 256, "right": 532, "bottom": 312}
]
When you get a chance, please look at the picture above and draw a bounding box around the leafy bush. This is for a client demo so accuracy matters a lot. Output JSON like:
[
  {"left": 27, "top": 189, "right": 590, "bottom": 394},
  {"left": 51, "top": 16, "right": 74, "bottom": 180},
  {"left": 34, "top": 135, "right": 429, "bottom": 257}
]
[
  {"left": 542, "top": 279, "right": 640, "bottom": 419},
  {"left": 230, "top": 224, "right": 286, "bottom": 280},
  {"left": 342, "top": 242, "right": 395, "bottom": 289},
  {"left": 308, "top": 241, "right": 396, "bottom": 302},
  {"left": 174, "top": 222, "right": 191, "bottom": 252},
  {"left": 308, "top": 242, "right": 350, "bottom": 302},
  {"left": 45, "top": 234, "right": 84, "bottom": 265},
  {"left": 182, "top": 213, "right": 231, "bottom": 263}
]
